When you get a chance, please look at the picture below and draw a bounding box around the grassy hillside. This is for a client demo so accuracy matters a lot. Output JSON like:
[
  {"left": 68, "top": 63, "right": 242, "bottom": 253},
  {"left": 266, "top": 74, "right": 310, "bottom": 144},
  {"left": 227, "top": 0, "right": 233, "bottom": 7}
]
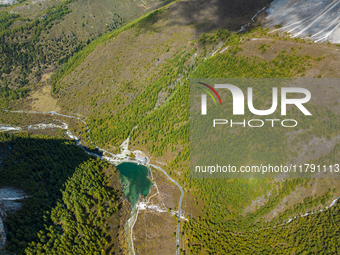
[
  {"left": 46, "top": 0, "right": 340, "bottom": 253},
  {"left": 3, "top": 0, "right": 340, "bottom": 254},
  {"left": 0, "top": 0, "right": 164, "bottom": 107}
]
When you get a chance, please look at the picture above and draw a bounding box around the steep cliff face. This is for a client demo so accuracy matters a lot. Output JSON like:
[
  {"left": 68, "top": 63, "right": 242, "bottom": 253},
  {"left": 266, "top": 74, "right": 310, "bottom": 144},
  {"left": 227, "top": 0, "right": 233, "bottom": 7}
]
[{"left": 265, "top": 0, "right": 340, "bottom": 43}]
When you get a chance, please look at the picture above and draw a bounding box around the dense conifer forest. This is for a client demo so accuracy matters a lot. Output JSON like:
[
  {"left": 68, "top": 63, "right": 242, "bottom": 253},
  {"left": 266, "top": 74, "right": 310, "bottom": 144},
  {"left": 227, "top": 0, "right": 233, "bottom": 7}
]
[
  {"left": 1, "top": 0, "right": 340, "bottom": 254},
  {"left": 0, "top": 132, "right": 121, "bottom": 254}
]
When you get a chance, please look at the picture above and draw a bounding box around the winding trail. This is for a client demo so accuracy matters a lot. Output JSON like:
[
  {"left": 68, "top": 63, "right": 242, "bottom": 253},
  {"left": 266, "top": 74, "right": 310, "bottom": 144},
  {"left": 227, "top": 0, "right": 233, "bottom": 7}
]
[
  {"left": 249, "top": 195, "right": 340, "bottom": 235},
  {"left": 282, "top": 195, "right": 340, "bottom": 225},
  {"left": 148, "top": 164, "right": 184, "bottom": 253},
  {"left": 1, "top": 109, "right": 184, "bottom": 255},
  {"left": 238, "top": 4, "right": 269, "bottom": 32}
]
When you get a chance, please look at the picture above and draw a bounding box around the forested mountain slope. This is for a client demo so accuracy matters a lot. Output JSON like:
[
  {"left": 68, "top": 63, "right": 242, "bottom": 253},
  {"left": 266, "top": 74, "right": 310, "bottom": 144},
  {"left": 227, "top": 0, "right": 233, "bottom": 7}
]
[
  {"left": 2, "top": 0, "right": 340, "bottom": 254},
  {"left": 49, "top": 0, "right": 340, "bottom": 253},
  {"left": 0, "top": 132, "right": 122, "bottom": 254},
  {"left": 0, "top": 0, "right": 163, "bottom": 106}
]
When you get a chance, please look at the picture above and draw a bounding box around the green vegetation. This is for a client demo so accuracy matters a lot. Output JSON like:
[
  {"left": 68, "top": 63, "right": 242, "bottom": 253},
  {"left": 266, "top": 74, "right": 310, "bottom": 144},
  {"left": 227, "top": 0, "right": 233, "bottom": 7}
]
[
  {"left": 1, "top": 1, "right": 340, "bottom": 254},
  {"left": 85, "top": 49, "right": 192, "bottom": 151},
  {"left": 258, "top": 43, "right": 269, "bottom": 53},
  {"left": 0, "top": 0, "right": 126, "bottom": 108},
  {"left": 0, "top": 0, "right": 77, "bottom": 77},
  {"left": 0, "top": 132, "right": 120, "bottom": 254},
  {"left": 278, "top": 189, "right": 334, "bottom": 221},
  {"left": 0, "top": 1, "right": 79, "bottom": 105},
  {"left": 182, "top": 200, "right": 340, "bottom": 254},
  {"left": 26, "top": 159, "right": 120, "bottom": 254},
  {"left": 51, "top": 7, "right": 170, "bottom": 94},
  {"left": 54, "top": 20, "right": 340, "bottom": 253},
  {"left": 199, "top": 30, "right": 230, "bottom": 46}
]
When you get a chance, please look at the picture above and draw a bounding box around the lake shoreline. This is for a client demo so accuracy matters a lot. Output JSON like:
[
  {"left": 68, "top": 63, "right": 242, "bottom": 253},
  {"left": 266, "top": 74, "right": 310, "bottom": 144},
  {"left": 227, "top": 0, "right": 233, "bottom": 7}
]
[{"left": 117, "top": 162, "right": 153, "bottom": 255}]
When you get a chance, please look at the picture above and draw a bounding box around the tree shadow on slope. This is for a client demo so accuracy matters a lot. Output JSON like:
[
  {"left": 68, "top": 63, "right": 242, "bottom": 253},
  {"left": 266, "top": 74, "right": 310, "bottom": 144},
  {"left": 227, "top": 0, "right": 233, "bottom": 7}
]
[{"left": 0, "top": 132, "right": 90, "bottom": 254}]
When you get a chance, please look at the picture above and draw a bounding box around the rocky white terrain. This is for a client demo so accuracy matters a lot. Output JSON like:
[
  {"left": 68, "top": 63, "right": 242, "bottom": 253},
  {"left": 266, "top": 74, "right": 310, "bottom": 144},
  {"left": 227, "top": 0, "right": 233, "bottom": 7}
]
[
  {"left": 0, "top": 188, "right": 27, "bottom": 249},
  {"left": 266, "top": 0, "right": 340, "bottom": 43},
  {"left": 0, "top": 0, "right": 17, "bottom": 4}
]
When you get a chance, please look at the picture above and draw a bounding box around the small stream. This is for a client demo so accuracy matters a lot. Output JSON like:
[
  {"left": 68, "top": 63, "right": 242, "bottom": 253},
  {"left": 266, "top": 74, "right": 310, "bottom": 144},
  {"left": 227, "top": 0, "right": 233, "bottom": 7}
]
[
  {"left": 0, "top": 110, "right": 184, "bottom": 255},
  {"left": 117, "top": 162, "right": 153, "bottom": 255},
  {"left": 2, "top": 110, "right": 340, "bottom": 254}
]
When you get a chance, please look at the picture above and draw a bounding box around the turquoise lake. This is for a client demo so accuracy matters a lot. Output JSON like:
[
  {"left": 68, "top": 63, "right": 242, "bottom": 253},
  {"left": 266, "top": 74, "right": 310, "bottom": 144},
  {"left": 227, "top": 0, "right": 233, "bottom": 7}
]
[{"left": 117, "top": 162, "right": 153, "bottom": 209}]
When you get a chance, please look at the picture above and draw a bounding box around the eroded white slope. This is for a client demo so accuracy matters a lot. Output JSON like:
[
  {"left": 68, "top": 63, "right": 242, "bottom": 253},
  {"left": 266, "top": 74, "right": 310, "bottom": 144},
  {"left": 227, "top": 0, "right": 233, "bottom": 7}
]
[
  {"left": 266, "top": 0, "right": 340, "bottom": 43},
  {"left": 0, "top": 0, "right": 17, "bottom": 4}
]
